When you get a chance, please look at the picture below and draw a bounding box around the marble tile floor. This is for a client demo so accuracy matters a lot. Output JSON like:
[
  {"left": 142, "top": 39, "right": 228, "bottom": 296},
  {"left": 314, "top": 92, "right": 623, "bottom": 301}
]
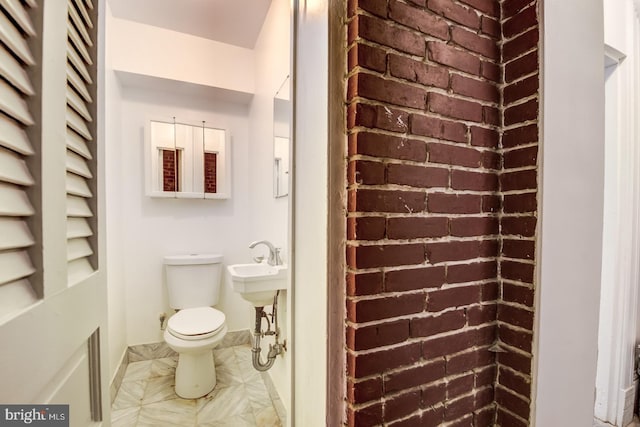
[{"left": 111, "top": 343, "right": 283, "bottom": 426}]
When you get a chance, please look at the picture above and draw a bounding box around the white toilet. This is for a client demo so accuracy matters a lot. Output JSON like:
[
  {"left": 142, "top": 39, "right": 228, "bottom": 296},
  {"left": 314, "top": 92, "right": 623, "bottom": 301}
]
[{"left": 163, "top": 254, "right": 228, "bottom": 399}]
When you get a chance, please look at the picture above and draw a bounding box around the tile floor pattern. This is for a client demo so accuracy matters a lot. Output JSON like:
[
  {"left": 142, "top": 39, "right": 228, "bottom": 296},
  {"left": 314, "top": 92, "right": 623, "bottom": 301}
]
[{"left": 111, "top": 344, "right": 282, "bottom": 426}]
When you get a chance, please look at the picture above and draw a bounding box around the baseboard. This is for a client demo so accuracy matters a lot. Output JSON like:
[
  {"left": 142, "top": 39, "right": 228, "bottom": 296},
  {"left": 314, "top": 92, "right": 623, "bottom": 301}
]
[{"left": 109, "top": 349, "right": 129, "bottom": 404}]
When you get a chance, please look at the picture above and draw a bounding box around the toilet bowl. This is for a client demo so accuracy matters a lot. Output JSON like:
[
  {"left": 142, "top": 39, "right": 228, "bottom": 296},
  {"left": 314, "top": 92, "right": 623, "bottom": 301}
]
[
  {"left": 163, "top": 307, "right": 228, "bottom": 398},
  {"left": 162, "top": 254, "right": 226, "bottom": 399}
]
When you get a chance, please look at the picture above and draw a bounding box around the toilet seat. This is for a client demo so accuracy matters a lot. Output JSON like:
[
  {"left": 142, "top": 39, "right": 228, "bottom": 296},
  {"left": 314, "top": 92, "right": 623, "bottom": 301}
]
[{"left": 167, "top": 307, "right": 226, "bottom": 341}]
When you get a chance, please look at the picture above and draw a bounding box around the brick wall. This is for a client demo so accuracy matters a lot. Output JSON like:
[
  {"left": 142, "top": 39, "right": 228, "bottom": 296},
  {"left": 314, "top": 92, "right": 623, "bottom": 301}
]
[
  {"left": 344, "top": 0, "right": 539, "bottom": 425},
  {"left": 162, "top": 149, "right": 177, "bottom": 192},
  {"left": 204, "top": 152, "right": 218, "bottom": 193}
]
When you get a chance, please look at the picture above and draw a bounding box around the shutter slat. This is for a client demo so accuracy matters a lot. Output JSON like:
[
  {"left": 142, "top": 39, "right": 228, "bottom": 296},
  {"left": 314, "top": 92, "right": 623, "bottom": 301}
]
[
  {"left": 71, "top": 0, "right": 93, "bottom": 29},
  {"left": 0, "top": 10, "right": 34, "bottom": 65},
  {"left": 25, "top": 0, "right": 37, "bottom": 8},
  {"left": 67, "top": 195, "right": 93, "bottom": 217},
  {"left": 67, "top": 238, "right": 93, "bottom": 262},
  {"left": 66, "top": 149, "right": 92, "bottom": 178},
  {"left": 66, "top": 172, "right": 92, "bottom": 197},
  {"left": 0, "top": 218, "right": 34, "bottom": 250},
  {"left": 0, "top": 279, "right": 38, "bottom": 320},
  {"left": 0, "top": 182, "right": 34, "bottom": 216},
  {"left": 66, "top": 127, "right": 92, "bottom": 159},
  {"left": 67, "top": 217, "right": 92, "bottom": 239},
  {"left": 0, "top": 79, "right": 34, "bottom": 125},
  {"left": 84, "top": 0, "right": 94, "bottom": 10},
  {"left": 67, "top": 17, "right": 92, "bottom": 65},
  {"left": 0, "top": 113, "right": 33, "bottom": 155},
  {"left": 67, "top": 42, "right": 92, "bottom": 83},
  {"left": 68, "top": 258, "right": 93, "bottom": 286},
  {"left": 0, "top": 0, "right": 36, "bottom": 36},
  {"left": 67, "top": 64, "right": 92, "bottom": 102},
  {"left": 67, "top": 87, "right": 91, "bottom": 121},
  {"left": 0, "top": 250, "right": 35, "bottom": 285},
  {"left": 0, "top": 44, "right": 34, "bottom": 95},
  {"left": 68, "top": 1, "right": 92, "bottom": 47},
  {"left": 66, "top": 107, "right": 91, "bottom": 140},
  {"left": 0, "top": 146, "right": 34, "bottom": 185}
]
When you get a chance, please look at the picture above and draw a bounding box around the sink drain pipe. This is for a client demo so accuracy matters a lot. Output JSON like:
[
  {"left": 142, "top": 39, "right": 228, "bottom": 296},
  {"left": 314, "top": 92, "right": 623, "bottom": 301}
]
[{"left": 252, "top": 291, "right": 285, "bottom": 371}]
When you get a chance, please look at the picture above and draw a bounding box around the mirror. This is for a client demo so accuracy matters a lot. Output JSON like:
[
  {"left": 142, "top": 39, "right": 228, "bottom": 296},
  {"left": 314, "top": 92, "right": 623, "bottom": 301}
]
[
  {"left": 145, "top": 119, "right": 230, "bottom": 199},
  {"left": 273, "top": 76, "right": 291, "bottom": 198}
]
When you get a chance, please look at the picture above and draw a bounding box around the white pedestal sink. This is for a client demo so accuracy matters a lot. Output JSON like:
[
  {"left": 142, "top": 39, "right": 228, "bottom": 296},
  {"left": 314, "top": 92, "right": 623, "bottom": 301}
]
[{"left": 228, "top": 263, "right": 287, "bottom": 307}]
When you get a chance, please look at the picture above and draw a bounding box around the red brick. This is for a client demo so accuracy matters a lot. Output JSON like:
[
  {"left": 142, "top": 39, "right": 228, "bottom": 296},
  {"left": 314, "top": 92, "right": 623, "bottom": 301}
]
[
  {"left": 469, "top": 126, "right": 498, "bottom": 148},
  {"left": 484, "top": 148, "right": 501, "bottom": 169},
  {"left": 387, "top": 164, "right": 449, "bottom": 188},
  {"left": 447, "top": 373, "right": 475, "bottom": 400},
  {"left": 474, "top": 406, "right": 496, "bottom": 426},
  {"left": 347, "top": 293, "right": 425, "bottom": 322},
  {"left": 451, "top": 26, "right": 498, "bottom": 60},
  {"left": 347, "top": 377, "right": 383, "bottom": 404},
  {"left": 354, "top": 14, "right": 426, "bottom": 56},
  {"left": 389, "top": 54, "right": 449, "bottom": 89},
  {"left": 387, "top": 217, "right": 449, "bottom": 240},
  {"left": 500, "top": 259, "right": 534, "bottom": 283},
  {"left": 428, "top": 92, "right": 483, "bottom": 122},
  {"left": 428, "top": 0, "right": 480, "bottom": 29},
  {"left": 410, "top": 115, "right": 468, "bottom": 143},
  {"left": 385, "top": 265, "right": 446, "bottom": 292},
  {"left": 467, "top": 303, "right": 497, "bottom": 326},
  {"left": 496, "top": 351, "right": 532, "bottom": 375},
  {"left": 389, "top": 0, "right": 450, "bottom": 40},
  {"left": 426, "top": 240, "right": 497, "bottom": 263},
  {"left": 498, "top": 303, "right": 534, "bottom": 330},
  {"left": 426, "top": 285, "right": 481, "bottom": 312},
  {"left": 482, "top": 195, "right": 500, "bottom": 213},
  {"left": 428, "top": 192, "right": 482, "bottom": 214},
  {"left": 451, "top": 170, "right": 498, "bottom": 191},
  {"left": 502, "top": 238, "right": 535, "bottom": 260},
  {"left": 503, "top": 146, "right": 538, "bottom": 169},
  {"left": 504, "top": 50, "right": 538, "bottom": 83},
  {"left": 458, "top": 0, "right": 498, "bottom": 16},
  {"left": 480, "top": 15, "right": 500, "bottom": 38},
  {"left": 504, "top": 29, "right": 539, "bottom": 64},
  {"left": 496, "top": 407, "right": 528, "bottom": 427},
  {"left": 500, "top": 169, "right": 537, "bottom": 191},
  {"left": 447, "top": 261, "right": 497, "bottom": 283},
  {"left": 482, "top": 281, "right": 499, "bottom": 301},
  {"left": 504, "top": 74, "right": 539, "bottom": 106},
  {"left": 503, "top": 192, "right": 536, "bottom": 214},
  {"left": 502, "top": 282, "right": 534, "bottom": 307},
  {"left": 422, "top": 382, "right": 447, "bottom": 407},
  {"left": 498, "top": 366, "right": 531, "bottom": 398},
  {"left": 504, "top": 99, "right": 538, "bottom": 126},
  {"left": 348, "top": 242, "right": 426, "bottom": 268},
  {"left": 504, "top": 5, "right": 538, "bottom": 38},
  {"left": 424, "top": 328, "right": 494, "bottom": 359},
  {"left": 475, "top": 365, "right": 496, "bottom": 389},
  {"left": 349, "top": 73, "right": 427, "bottom": 109},
  {"left": 384, "top": 359, "right": 446, "bottom": 392},
  {"left": 450, "top": 216, "right": 499, "bottom": 237},
  {"left": 388, "top": 413, "right": 423, "bottom": 427},
  {"left": 349, "top": 0, "right": 388, "bottom": 18},
  {"left": 347, "top": 403, "right": 383, "bottom": 427},
  {"left": 422, "top": 406, "right": 445, "bottom": 427},
  {"left": 351, "top": 189, "right": 426, "bottom": 213},
  {"left": 348, "top": 42, "right": 387, "bottom": 73},
  {"left": 384, "top": 390, "right": 420, "bottom": 422},
  {"left": 503, "top": 0, "right": 533, "bottom": 18},
  {"left": 446, "top": 347, "right": 495, "bottom": 375},
  {"left": 349, "top": 103, "right": 410, "bottom": 133},
  {"left": 495, "top": 387, "right": 530, "bottom": 420},
  {"left": 348, "top": 216, "right": 386, "bottom": 240},
  {"left": 445, "top": 394, "right": 474, "bottom": 421},
  {"left": 474, "top": 385, "right": 495, "bottom": 410},
  {"left": 348, "top": 342, "right": 422, "bottom": 377},
  {"left": 428, "top": 41, "right": 481, "bottom": 75},
  {"left": 428, "top": 143, "right": 483, "bottom": 168},
  {"left": 481, "top": 60, "right": 500, "bottom": 82},
  {"left": 347, "top": 271, "right": 384, "bottom": 296},
  {"left": 348, "top": 160, "right": 385, "bottom": 185},
  {"left": 347, "top": 319, "right": 410, "bottom": 350},
  {"left": 499, "top": 323, "right": 533, "bottom": 353},
  {"left": 450, "top": 74, "right": 499, "bottom": 103},
  {"left": 483, "top": 105, "right": 500, "bottom": 125},
  {"left": 411, "top": 310, "right": 466, "bottom": 337},
  {"left": 501, "top": 216, "right": 536, "bottom": 237},
  {"left": 350, "top": 132, "right": 427, "bottom": 161},
  {"left": 502, "top": 124, "right": 538, "bottom": 148}
]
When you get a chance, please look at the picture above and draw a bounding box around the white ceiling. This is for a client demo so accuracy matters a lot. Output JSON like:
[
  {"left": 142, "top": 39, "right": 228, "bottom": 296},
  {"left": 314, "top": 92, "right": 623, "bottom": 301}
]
[{"left": 108, "top": 0, "right": 272, "bottom": 49}]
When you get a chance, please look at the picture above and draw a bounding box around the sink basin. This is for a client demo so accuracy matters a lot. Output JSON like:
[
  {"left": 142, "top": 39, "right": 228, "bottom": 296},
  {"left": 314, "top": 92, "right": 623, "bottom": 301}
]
[{"left": 228, "top": 263, "right": 287, "bottom": 307}]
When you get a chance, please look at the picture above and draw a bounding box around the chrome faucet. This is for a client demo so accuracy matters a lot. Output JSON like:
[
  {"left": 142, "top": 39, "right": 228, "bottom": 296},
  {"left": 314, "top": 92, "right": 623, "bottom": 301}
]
[{"left": 249, "top": 240, "right": 283, "bottom": 266}]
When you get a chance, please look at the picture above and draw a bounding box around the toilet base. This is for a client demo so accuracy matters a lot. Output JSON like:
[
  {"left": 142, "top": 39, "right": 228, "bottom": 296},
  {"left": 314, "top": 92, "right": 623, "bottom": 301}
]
[{"left": 175, "top": 350, "right": 216, "bottom": 399}]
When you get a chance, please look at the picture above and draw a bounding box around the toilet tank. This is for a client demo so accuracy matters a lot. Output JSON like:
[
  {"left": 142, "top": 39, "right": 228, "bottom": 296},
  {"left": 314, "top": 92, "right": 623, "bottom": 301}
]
[{"left": 164, "top": 254, "right": 224, "bottom": 309}]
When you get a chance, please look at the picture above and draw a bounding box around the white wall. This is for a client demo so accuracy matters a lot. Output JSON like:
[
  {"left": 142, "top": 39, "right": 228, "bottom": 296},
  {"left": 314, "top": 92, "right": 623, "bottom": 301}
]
[
  {"left": 248, "top": 0, "right": 292, "bottom": 413},
  {"left": 534, "top": 0, "right": 605, "bottom": 424}
]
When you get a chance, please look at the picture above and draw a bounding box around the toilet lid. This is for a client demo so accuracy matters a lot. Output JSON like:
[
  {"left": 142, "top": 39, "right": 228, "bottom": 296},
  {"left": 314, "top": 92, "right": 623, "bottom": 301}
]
[{"left": 167, "top": 307, "right": 226, "bottom": 340}]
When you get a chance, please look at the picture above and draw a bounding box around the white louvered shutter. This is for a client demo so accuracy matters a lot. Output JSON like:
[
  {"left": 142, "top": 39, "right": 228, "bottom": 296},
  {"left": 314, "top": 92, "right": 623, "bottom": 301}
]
[
  {"left": 66, "top": 0, "right": 96, "bottom": 285},
  {"left": 0, "top": 0, "right": 38, "bottom": 314}
]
